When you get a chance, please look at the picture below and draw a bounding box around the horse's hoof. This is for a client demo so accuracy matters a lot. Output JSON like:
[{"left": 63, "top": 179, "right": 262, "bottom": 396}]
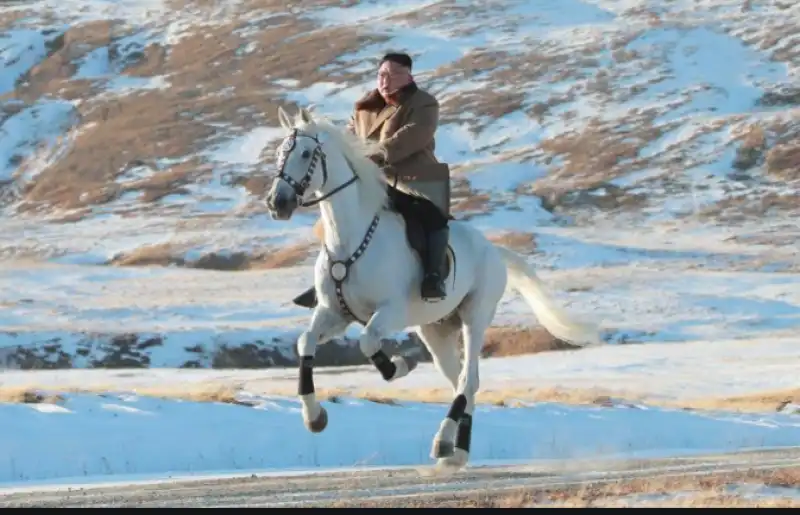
[
  {"left": 304, "top": 407, "right": 328, "bottom": 433},
  {"left": 431, "top": 439, "right": 454, "bottom": 459},
  {"left": 436, "top": 451, "right": 468, "bottom": 472}
]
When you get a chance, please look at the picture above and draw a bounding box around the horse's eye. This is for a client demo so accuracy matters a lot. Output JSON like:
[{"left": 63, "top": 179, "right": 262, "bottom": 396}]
[{"left": 301, "top": 150, "right": 311, "bottom": 159}]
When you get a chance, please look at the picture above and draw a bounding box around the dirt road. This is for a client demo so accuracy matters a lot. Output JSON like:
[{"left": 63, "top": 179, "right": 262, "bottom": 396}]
[{"left": 2, "top": 447, "right": 798, "bottom": 507}]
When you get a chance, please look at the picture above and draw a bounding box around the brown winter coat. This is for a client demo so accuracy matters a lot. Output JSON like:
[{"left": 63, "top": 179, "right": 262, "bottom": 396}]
[
  {"left": 347, "top": 82, "right": 450, "bottom": 216},
  {"left": 311, "top": 83, "right": 450, "bottom": 242}
]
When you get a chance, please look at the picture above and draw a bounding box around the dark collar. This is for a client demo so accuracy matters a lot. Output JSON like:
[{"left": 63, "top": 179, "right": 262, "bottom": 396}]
[{"left": 355, "top": 82, "right": 419, "bottom": 111}]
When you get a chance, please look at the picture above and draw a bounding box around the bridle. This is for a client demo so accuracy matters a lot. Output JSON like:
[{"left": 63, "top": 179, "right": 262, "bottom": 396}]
[{"left": 275, "top": 128, "right": 357, "bottom": 207}]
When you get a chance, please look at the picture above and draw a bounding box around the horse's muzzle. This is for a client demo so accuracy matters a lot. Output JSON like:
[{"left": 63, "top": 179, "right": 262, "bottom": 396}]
[{"left": 266, "top": 190, "right": 297, "bottom": 220}]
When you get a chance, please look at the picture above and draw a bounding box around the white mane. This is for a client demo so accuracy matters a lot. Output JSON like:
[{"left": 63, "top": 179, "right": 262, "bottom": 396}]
[{"left": 294, "top": 113, "right": 388, "bottom": 217}]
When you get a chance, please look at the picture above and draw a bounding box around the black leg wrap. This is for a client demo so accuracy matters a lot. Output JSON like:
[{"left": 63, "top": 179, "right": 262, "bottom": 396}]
[
  {"left": 455, "top": 413, "right": 472, "bottom": 453},
  {"left": 446, "top": 394, "right": 467, "bottom": 422},
  {"left": 298, "top": 356, "right": 315, "bottom": 396},
  {"left": 370, "top": 350, "right": 397, "bottom": 381}
]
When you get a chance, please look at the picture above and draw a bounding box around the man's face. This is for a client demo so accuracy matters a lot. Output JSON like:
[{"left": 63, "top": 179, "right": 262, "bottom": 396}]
[{"left": 377, "top": 60, "right": 411, "bottom": 98}]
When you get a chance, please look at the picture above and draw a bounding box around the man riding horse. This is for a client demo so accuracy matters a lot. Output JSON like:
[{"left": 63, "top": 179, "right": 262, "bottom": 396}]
[{"left": 292, "top": 52, "right": 452, "bottom": 309}]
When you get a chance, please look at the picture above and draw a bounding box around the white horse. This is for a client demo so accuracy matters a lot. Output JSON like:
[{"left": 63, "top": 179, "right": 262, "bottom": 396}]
[{"left": 265, "top": 106, "right": 601, "bottom": 470}]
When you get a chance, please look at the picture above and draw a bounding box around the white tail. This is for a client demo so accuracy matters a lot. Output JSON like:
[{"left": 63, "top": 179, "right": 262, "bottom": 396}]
[{"left": 494, "top": 245, "right": 602, "bottom": 347}]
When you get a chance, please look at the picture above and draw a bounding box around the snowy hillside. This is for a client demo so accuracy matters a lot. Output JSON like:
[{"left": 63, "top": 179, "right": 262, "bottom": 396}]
[{"left": 0, "top": 0, "right": 798, "bottom": 369}]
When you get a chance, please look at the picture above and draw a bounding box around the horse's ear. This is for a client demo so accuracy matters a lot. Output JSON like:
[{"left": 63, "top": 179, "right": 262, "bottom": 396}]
[
  {"left": 277, "top": 106, "right": 293, "bottom": 130},
  {"left": 298, "top": 106, "right": 313, "bottom": 124}
]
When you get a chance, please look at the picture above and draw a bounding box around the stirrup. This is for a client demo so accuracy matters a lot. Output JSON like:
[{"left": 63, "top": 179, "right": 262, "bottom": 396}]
[{"left": 423, "top": 292, "right": 446, "bottom": 303}]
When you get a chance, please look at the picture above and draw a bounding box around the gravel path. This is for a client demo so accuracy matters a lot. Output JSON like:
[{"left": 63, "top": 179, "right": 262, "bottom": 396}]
[{"left": 2, "top": 448, "right": 798, "bottom": 507}]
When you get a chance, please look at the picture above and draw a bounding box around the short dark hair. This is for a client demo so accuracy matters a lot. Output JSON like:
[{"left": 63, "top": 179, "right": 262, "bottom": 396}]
[{"left": 380, "top": 52, "right": 413, "bottom": 70}]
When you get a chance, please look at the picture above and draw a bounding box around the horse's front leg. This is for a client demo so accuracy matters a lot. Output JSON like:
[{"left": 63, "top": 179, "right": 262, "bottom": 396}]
[
  {"left": 297, "top": 306, "right": 351, "bottom": 433},
  {"left": 359, "top": 303, "right": 417, "bottom": 382}
]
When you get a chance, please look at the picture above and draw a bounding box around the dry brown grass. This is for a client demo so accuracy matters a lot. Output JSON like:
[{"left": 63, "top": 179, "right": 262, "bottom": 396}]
[
  {"left": 0, "top": 387, "right": 65, "bottom": 405},
  {"left": 729, "top": 119, "right": 799, "bottom": 180},
  {"left": 432, "top": 46, "right": 593, "bottom": 131},
  {"left": 677, "top": 388, "right": 800, "bottom": 414},
  {"left": 249, "top": 241, "right": 315, "bottom": 269},
  {"left": 362, "top": 385, "right": 798, "bottom": 413},
  {"left": 490, "top": 467, "right": 800, "bottom": 508},
  {"left": 0, "top": 383, "right": 244, "bottom": 406},
  {"left": 536, "top": 119, "right": 662, "bottom": 195},
  {"left": 358, "top": 394, "right": 400, "bottom": 406},
  {"left": 153, "top": 383, "right": 800, "bottom": 414},
  {"left": 8, "top": 0, "right": 386, "bottom": 211},
  {"left": 324, "top": 467, "right": 800, "bottom": 507},
  {"left": 109, "top": 243, "right": 188, "bottom": 267},
  {"left": 107, "top": 240, "right": 314, "bottom": 270},
  {"left": 1, "top": 381, "right": 797, "bottom": 417},
  {"left": 485, "top": 230, "right": 536, "bottom": 254},
  {"left": 165, "top": 383, "right": 641, "bottom": 410},
  {"left": 14, "top": 20, "right": 119, "bottom": 101},
  {"left": 482, "top": 325, "right": 576, "bottom": 357},
  {"left": 373, "top": 386, "right": 637, "bottom": 408},
  {"left": 0, "top": 8, "right": 31, "bottom": 29},
  {"left": 766, "top": 142, "right": 800, "bottom": 179},
  {"left": 732, "top": 123, "right": 768, "bottom": 171},
  {"left": 131, "top": 383, "right": 245, "bottom": 404},
  {"left": 450, "top": 193, "right": 492, "bottom": 215},
  {"left": 698, "top": 192, "right": 800, "bottom": 222}
]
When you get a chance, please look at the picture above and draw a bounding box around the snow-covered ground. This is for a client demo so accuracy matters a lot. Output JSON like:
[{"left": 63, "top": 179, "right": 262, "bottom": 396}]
[
  {"left": 2, "top": 390, "right": 799, "bottom": 486},
  {"left": 2, "top": 332, "right": 798, "bottom": 486},
  {"left": 1, "top": 0, "right": 798, "bottom": 493}
]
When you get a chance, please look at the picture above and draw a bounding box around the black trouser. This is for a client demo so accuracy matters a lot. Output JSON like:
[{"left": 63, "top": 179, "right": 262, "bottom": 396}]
[{"left": 387, "top": 186, "right": 448, "bottom": 232}]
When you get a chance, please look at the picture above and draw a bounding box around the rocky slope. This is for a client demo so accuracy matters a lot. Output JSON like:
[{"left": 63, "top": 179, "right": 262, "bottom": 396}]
[{"left": 0, "top": 0, "right": 797, "bottom": 369}]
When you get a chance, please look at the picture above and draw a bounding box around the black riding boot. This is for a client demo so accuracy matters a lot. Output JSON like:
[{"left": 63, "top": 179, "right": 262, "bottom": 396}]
[
  {"left": 421, "top": 226, "right": 449, "bottom": 302},
  {"left": 293, "top": 287, "right": 317, "bottom": 309}
]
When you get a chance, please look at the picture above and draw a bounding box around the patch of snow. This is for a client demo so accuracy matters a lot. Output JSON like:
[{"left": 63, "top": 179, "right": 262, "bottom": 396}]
[
  {"left": 21, "top": 0, "right": 174, "bottom": 27},
  {"left": 463, "top": 162, "right": 546, "bottom": 194},
  {"left": 179, "top": 126, "right": 287, "bottom": 216},
  {"left": 74, "top": 47, "right": 113, "bottom": 79},
  {"left": 0, "top": 30, "right": 48, "bottom": 95},
  {"left": 105, "top": 75, "right": 170, "bottom": 95},
  {"left": 0, "top": 100, "right": 80, "bottom": 183},
  {"left": 625, "top": 27, "right": 789, "bottom": 124},
  {"left": 207, "top": 127, "right": 285, "bottom": 166},
  {"left": 309, "top": 0, "right": 443, "bottom": 26}
]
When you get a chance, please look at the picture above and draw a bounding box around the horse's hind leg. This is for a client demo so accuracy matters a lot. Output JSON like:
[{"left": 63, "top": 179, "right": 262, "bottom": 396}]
[
  {"left": 432, "top": 282, "right": 503, "bottom": 470},
  {"left": 417, "top": 320, "right": 465, "bottom": 461},
  {"left": 416, "top": 319, "right": 462, "bottom": 392},
  {"left": 359, "top": 302, "right": 417, "bottom": 382}
]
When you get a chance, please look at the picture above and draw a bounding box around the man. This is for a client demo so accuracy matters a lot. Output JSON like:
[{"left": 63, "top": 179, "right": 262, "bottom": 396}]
[{"left": 293, "top": 52, "right": 451, "bottom": 309}]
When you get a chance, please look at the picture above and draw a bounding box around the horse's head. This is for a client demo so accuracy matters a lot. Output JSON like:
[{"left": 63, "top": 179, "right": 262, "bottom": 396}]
[{"left": 266, "top": 106, "right": 328, "bottom": 220}]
